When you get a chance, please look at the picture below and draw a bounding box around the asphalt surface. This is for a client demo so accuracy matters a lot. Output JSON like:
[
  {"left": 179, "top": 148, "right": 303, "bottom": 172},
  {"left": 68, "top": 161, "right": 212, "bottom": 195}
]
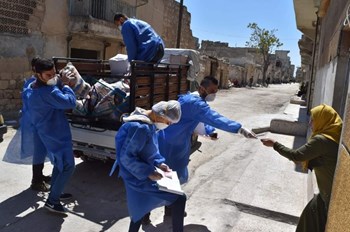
[{"left": 0, "top": 83, "right": 309, "bottom": 232}]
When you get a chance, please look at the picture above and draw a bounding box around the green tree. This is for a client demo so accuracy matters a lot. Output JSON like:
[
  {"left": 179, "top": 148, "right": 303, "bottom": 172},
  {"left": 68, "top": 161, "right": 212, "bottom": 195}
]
[{"left": 246, "top": 23, "right": 283, "bottom": 86}]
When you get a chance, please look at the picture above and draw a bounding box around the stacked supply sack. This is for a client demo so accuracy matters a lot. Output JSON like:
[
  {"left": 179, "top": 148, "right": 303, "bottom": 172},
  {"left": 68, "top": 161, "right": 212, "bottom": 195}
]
[
  {"left": 58, "top": 62, "right": 130, "bottom": 120},
  {"left": 59, "top": 62, "right": 91, "bottom": 99},
  {"left": 88, "top": 79, "right": 130, "bottom": 119}
]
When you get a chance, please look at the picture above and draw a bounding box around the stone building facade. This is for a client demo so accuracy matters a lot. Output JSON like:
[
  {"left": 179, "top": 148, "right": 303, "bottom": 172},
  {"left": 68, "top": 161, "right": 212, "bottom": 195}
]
[
  {"left": 198, "top": 55, "right": 230, "bottom": 89},
  {"left": 266, "top": 50, "right": 295, "bottom": 83},
  {"left": 0, "top": 0, "right": 196, "bottom": 119},
  {"left": 199, "top": 40, "right": 296, "bottom": 86}
]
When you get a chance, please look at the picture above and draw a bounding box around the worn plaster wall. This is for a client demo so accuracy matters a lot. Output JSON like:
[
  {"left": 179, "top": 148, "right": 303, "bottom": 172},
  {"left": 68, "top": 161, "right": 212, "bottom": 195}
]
[
  {"left": 229, "top": 65, "right": 246, "bottom": 84},
  {"left": 312, "top": 58, "right": 337, "bottom": 108}
]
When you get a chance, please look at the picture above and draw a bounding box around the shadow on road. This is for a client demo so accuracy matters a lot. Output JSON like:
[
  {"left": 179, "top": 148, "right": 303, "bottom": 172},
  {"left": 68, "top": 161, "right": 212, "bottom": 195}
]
[
  {"left": 64, "top": 159, "right": 129, "bottom": 231},
  {"left": 0, "top": 188, "right": 66, "bottom": 232},
  {"left": 0, "top": 160, "right": 129, "bottom": 232},
  {"left": 142, "top": 219, "right": 211, "bottom": 232},
  {"left": 0, "top": 159, "right": 210, "bottom": 232}
]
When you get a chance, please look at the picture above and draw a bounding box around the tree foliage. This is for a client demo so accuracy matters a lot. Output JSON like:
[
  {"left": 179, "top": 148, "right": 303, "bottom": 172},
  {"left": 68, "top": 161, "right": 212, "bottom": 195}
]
[{"left": 246, "top": 23, "right": 283, "bottom": 86}]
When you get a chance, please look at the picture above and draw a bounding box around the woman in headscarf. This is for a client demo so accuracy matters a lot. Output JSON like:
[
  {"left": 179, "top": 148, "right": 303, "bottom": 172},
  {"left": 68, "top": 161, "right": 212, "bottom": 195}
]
[
  {"left": 261, "top": 104, "right": 342, "bottom": 232},
  {"left": 109, "top": 100, "right": 186, "bottom": 232}
]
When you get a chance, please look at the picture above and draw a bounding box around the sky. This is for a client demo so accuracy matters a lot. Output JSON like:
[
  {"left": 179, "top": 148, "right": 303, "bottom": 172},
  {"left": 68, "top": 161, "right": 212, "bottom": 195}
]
[{"left": 178, "top": 0, "right": 302, "bottom": 68}]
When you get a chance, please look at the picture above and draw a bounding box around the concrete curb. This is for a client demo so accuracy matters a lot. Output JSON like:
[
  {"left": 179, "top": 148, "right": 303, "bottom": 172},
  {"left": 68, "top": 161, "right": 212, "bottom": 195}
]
[
  {"left": 270, "top": 119, "right": 307, "bottom": 137},
  {"left": 252, "top": 120, "right": 307, "bottom": 137}
]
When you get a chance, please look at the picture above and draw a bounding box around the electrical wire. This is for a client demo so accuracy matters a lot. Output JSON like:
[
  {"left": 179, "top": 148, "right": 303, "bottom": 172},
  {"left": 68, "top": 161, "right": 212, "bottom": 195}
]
[{"left": 343, "top": 3, "right": 350, "bottom": 29}]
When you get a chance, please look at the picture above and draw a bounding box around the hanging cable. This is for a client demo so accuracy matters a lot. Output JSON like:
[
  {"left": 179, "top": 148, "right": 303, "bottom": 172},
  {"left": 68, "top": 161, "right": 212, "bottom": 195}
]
[{"left": 343, "top": 4, "right": 350, "bottom": 29}]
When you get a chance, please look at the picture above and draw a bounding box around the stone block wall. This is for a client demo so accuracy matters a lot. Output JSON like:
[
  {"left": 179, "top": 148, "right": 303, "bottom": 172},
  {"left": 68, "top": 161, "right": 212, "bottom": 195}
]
[
  {"left": 0, "top": 0, "right": 47, "bottom": 119},
  {"left": 0, "top": 57, "right": 31, "bottom": 118},
  {"left": 162, "top": 0, "right": 196, "bottom": 49}
]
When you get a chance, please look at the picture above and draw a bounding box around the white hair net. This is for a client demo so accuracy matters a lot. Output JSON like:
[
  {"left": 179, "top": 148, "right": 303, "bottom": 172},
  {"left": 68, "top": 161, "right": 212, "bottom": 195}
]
[{"left": 152, "top": 100, "right": 181, "bottom": 123}]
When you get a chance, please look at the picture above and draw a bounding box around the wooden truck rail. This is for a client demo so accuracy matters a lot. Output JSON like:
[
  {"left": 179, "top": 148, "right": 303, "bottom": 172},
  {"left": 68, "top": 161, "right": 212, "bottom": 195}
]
[
  {"left": 51, "top": 57, "right": 196, "bottom": 161},
  {"left": 52, "top": 57, "right": 190, "bottom": 130}
]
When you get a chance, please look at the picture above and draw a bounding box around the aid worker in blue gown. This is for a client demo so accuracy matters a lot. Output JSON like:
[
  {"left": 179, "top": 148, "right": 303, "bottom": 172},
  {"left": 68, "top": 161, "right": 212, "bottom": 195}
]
[
  {"left": 158, "top": 76, "right": 257, "bottom": 185},
  {"left": 22, "top": 58, "right": 76, "bottom": 214},
  {"left": 109, "top": 100, "right": 186, "bottom": 232},
  {"left": 114, "top": 13, "right": 165, "bottom": 63},
  {"left": 21, "top": 57, "right": 51, "bottom": 191}
]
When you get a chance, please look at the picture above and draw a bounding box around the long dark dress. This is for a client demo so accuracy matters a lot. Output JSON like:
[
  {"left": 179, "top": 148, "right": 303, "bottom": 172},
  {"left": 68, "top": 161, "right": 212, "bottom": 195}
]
[{"left": 273, "top": 134, "right": 339, "bottom": 232}]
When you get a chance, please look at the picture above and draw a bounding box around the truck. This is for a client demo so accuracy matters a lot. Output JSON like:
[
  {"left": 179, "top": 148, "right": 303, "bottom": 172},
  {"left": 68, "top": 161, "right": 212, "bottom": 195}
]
[
  {"left": 0, "top": 112, "right": 7, "bottom": 143},
  {"left": 53, "top": 53, "right": 201, "bottom": 161}
]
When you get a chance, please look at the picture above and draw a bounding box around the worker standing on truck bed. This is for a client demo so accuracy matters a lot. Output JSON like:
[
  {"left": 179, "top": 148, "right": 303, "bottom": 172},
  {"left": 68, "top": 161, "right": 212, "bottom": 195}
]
[
  {"left": 114, "top": 13, "right": 165, "bottom": 63},
  {"left": 23, "top": 58, "right": 76, "bottom": 214},
  {"left": 109, "top": 101, "right": 186, "bottom": 232}
]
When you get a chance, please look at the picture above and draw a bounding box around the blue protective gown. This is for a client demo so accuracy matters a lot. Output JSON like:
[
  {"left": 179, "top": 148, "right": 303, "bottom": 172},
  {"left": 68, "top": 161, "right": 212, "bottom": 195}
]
[
  {"left": 111, "top": 120, "right": 178, "bottom": 222},
  {"left": 158, "top": 93, "right": 242, "bottom": 184},
  {"left": 22, "top": 83, "right": 76, "bottom": 171},
  {"left": 20, "top": 77, "right": 47, "bottom": 163},
  {"left": 121, "top": 18, "right": 164, "bottom": 62}
]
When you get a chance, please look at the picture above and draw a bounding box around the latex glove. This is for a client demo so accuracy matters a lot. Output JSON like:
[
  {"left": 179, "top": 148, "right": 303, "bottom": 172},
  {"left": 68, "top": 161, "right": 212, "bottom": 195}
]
[{"left": 238, "top": 127, "right": 257, "bottom": 138}]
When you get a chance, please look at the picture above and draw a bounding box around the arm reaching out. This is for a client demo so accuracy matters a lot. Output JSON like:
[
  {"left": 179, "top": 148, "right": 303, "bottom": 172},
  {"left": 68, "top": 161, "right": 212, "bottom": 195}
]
[{"left": 261, "top": 138, "right": 276, "bottom": 146}]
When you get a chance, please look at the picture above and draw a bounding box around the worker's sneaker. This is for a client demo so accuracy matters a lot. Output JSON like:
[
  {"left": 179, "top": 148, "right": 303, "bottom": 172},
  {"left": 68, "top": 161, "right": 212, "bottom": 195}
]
[
  {"left": 44, "top": 200, "right": 68, "bottom": 214},
  {"left": 30, "top": 181, "right": 50, "bottom": 192},
  {"left": 59, "top": 193, "right": 73, "bottom": 201}
]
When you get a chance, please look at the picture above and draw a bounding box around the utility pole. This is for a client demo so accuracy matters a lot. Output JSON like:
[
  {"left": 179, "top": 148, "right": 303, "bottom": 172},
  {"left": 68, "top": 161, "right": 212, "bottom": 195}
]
[{"left": 176, "top": 0, "right": 184, "bottom": 48}]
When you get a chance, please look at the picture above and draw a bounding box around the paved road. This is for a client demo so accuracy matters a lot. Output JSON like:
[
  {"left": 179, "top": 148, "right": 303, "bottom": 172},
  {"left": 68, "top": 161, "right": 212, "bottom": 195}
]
[{"left": 0, "top": 83, "right": 308, "bottom": 232}]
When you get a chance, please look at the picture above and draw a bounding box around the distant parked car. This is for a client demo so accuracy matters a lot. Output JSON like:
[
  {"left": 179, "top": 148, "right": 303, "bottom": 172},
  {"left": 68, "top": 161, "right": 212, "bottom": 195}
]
[{"left": 0, "top": 113, "right": 7, "bottom": 143}]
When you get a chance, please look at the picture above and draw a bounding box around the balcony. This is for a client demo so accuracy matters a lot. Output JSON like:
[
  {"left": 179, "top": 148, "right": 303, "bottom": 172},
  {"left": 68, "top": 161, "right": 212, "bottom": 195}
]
[
  {"left": 69, "top": 0, "right": 149, "bottom": 22},
  {"left": 68, "top": 0, "right": 147, "bottom": 39}
]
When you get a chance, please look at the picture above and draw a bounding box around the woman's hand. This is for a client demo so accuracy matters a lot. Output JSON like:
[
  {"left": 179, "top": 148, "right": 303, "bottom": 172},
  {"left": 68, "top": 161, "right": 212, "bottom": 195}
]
[
  {"left": 260, "top": 138, "right": 276, "bottom": 147},
  {"left": 148, "top": 171, "right": 163, "bottom": 181}
]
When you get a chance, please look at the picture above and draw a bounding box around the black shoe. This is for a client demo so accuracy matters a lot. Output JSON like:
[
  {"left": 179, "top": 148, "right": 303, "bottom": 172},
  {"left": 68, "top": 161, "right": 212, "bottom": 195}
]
[
  {"left": 44, "top": 200, "right": 68, "bottom": 214},
  {"left": 31, "top": 181, "right": 50, "bottom": 192},
  {"left": 42, "top": 175, "right": 52, "bottom": 183},
  {"left": 59, "top": 193, "right": 73, "bottom": 201},
  {"left": 141, "top": 212, "right": 151, "bottom": 225}
]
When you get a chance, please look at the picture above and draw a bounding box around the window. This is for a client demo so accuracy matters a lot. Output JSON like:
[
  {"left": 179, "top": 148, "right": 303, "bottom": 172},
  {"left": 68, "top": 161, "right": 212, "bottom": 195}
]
[{"left": 71, "top": 48, "right": 99, "bottom": 59}]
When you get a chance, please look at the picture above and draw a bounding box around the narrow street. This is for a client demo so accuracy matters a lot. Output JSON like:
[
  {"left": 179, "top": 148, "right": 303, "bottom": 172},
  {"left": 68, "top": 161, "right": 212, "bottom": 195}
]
[{"left": 0, "top": 83, "right": 307, "bottom": 232}]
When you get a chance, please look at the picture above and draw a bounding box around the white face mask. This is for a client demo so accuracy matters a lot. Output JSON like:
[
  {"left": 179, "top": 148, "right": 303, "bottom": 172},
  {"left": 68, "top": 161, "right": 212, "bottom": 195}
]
[
  {"left": 205, "top": 93, "right": 216, "bottom": 102},
  {"left": 118, "top": 25, "right": 122, "bottom": 31},
  {"left": 46, "top": 76, "right": 58, "bottom": 86},
  {"left": 154, "top": 122, "right": 169, "bottom": 130}
]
